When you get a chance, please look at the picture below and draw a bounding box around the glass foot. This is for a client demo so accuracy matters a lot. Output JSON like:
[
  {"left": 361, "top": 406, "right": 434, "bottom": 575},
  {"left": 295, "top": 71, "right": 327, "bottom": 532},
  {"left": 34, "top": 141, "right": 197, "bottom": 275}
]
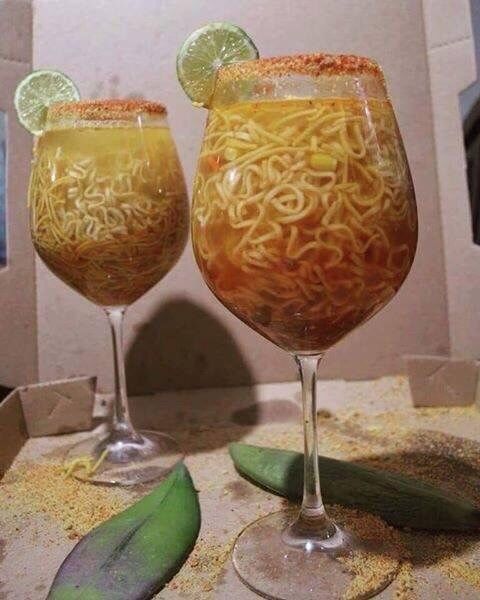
[
  {"left": 65, "top": 429, "right": 183, "bottom": 485},
  {"left": 232, "top": 508, "right": 401, "bottom": 600}
]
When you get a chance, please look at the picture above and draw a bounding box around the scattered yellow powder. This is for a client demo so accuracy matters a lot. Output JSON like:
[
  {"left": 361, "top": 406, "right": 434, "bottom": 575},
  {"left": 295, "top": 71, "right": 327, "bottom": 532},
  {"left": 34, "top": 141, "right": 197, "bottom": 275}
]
[
  {"left": 167, "top": 535, "right": 234, "bottom": 598},
  {"left": 0, "top": 461, "right": 128, "bottom": 539},
  {"left": 342, "top": 552, "right": 400, "bottom": 600},
  {"left": 439, "top": 557, "right": 480, "bottom": 589},
  {"left": 394, "top": 563, "right": 416, "bottom": 600},
  {"left": 416, "top": 405, "right": 480, "bottom": 421},
  {"left": 332, "top": 506, "right": 403, "bottom": 600}
]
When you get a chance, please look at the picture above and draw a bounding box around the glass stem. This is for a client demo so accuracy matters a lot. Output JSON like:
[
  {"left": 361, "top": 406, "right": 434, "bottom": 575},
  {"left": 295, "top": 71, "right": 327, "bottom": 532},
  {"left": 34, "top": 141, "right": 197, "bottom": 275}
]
[
  {"left": 286, "top": 354, "right": 335, "bottom": 544},
  {"left": 104, "top": 307, "right": 137, "bottom": 439}
]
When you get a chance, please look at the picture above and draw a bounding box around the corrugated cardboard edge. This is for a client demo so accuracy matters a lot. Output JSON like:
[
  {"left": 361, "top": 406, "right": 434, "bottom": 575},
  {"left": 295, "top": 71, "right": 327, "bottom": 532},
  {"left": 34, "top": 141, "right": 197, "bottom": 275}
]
[{"left": 0, "top": 389, "right": 28, "bottom": 476}]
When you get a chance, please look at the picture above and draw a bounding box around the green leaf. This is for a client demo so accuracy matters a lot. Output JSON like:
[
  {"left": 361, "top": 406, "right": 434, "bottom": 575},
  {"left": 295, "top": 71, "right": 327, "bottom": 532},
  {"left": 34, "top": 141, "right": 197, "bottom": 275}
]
[
  {"left": 48, "top": 464, "right": 200, "bottom": 600},
  {"left": 229, "top": 443, "right": 480, "bottom": 531}
]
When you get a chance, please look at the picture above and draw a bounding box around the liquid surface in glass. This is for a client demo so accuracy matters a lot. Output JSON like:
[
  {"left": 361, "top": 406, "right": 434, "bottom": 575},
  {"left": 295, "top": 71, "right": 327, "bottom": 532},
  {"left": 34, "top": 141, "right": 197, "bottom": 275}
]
[
  {"left": 30, "top": 125, "right": 188, "bottom": 306},
  {"left": 192, "top": 97, "right": 417, "bottom": 352}
]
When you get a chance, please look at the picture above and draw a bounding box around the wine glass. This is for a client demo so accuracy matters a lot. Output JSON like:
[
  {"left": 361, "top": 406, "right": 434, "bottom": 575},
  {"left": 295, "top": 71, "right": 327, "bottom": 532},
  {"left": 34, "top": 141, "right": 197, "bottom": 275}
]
[
  {"left": 29, "top": 99, "right": 189, "bottom": 485},
  {"left": 191, "top": 54, "right": 417, "bottom": 598}
]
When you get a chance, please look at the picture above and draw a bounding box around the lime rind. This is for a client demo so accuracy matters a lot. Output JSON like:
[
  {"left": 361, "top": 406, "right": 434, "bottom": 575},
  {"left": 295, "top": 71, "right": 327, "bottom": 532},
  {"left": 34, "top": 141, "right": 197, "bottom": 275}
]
[
  {"left": 177, "top": 22, "right": 259, "bottom": 107},
  {"left": 14, "top": 70, "right": 80, "bottom": 135}
]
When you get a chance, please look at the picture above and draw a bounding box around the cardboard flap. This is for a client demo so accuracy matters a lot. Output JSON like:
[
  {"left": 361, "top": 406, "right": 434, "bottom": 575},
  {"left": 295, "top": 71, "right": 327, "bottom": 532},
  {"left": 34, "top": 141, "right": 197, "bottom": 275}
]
[
  {"left": 19, "top": 376, "right": 96, "bottom": 437},
  {"left": 0, "top": 389, "right": 28, "bottom": 476}
]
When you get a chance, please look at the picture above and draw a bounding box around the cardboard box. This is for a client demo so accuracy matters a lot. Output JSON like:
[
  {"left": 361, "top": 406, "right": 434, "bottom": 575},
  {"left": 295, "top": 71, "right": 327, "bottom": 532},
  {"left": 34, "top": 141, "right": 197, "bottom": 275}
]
[
  {"left": 406, "top": 355, "right": 479, "bottom": 407},
  {"left": 0, "top": 376, "right": 96, "bottom": 475},
  {"left": 19, "top": 376, "right": 96, "bottom": 437},
  {"left": 0, "top": 1, "right": 478, "bottom": 399}
]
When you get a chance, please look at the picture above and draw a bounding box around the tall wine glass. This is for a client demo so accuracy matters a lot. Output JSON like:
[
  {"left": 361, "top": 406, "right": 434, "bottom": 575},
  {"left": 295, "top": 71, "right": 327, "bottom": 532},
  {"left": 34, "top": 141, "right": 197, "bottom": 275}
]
[
  {"left": 29, "top": 100, "right": 189, "bottom": 485},
  {"left": 192, "top": 55, "right": 417, "bottom": 598}
]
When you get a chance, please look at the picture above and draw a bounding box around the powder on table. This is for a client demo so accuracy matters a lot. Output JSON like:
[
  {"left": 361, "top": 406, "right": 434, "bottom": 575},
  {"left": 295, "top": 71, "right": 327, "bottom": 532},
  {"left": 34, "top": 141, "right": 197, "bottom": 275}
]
[
  {"left": 333, "top": 506, "right": 404, "bottom": 600},
  {"left": 439, "top": 557, "right": 480, "bottom": 589},
  {"left": 0, "top": 461, "right": 128, "bottom": 539},
  {"left": 167, "top": 534, "right": 235, "bottom": 597}
]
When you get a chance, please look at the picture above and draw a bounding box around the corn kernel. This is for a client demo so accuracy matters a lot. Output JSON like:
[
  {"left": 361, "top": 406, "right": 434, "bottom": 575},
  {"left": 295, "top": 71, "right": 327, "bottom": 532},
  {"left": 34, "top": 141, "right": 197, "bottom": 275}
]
[
  {"left": 309, "top": 152, "right": 337, "bottom": 171},
  {"left": 224, "top": 147, "right": 238, "bottom": 161}
]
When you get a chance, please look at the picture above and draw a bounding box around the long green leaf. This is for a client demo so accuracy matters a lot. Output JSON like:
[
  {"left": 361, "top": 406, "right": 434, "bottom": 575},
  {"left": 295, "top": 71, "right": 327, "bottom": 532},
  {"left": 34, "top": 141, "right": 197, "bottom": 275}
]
[
  {"left": 48, "top": 463, "right": 200, "bottom": 600},
  {"left": 229, "top": 443, "right": 480, "bottom": 531}
]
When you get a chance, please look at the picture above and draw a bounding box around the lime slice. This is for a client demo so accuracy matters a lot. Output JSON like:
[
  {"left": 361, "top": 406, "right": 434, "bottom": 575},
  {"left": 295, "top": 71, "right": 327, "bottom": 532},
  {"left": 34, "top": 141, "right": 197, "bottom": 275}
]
[
  {"left": 177, "top": 22, "right": 259, "bottom": 107},
  {"left": 14, "top": 70, "right": 80, "bottom": 135}
]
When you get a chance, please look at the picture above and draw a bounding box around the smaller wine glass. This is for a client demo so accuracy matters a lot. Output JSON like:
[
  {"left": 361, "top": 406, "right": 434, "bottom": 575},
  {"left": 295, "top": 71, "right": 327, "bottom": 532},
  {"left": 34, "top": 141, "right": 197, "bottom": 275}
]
[{"left": 29, "top": 100, "right": 189, "bottom": 485}]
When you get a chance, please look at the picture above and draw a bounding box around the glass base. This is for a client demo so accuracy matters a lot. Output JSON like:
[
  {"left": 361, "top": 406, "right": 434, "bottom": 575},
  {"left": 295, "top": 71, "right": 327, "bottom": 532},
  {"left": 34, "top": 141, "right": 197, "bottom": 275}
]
[
  {"left": 232, "top": 509, "right": 400, "bottom": 600},
  {"left": 65, "top": 429, "right": 183, "bottom": 485}
]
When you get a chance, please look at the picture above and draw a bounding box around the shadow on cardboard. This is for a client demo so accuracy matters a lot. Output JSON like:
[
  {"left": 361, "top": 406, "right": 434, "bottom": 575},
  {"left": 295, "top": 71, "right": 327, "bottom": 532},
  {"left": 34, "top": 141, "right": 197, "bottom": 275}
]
[{"left": 125, "top": 297, "right": 261, "bottom": 453}]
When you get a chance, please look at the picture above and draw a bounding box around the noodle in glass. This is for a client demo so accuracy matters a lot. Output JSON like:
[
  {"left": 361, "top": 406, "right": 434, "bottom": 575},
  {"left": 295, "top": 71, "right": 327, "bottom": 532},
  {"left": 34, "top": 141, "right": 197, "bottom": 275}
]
[
  {"left": 193, "top": 96, "right": 416, "bottom": 352},
  {"left": 31, "top": 103, "right": 187, "bottom": 306}
]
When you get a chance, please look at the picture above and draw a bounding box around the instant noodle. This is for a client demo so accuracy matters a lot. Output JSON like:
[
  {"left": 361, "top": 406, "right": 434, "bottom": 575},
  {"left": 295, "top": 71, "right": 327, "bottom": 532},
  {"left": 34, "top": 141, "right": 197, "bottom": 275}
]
[{"left": 192, "top": 97, "right": 417, "bottom": 352}]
